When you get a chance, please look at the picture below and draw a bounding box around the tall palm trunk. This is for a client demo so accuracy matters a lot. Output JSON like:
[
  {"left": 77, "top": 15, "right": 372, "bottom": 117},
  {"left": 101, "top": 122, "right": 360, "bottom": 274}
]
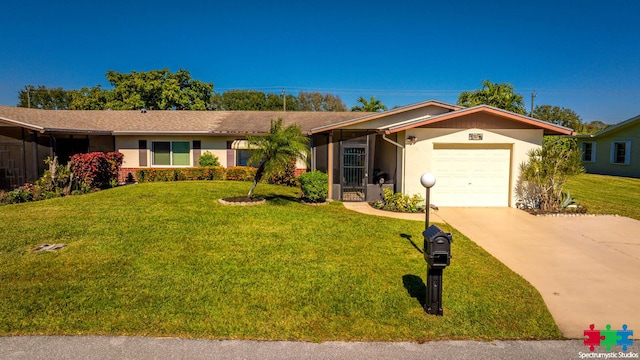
[{"left": 247, "top": 162, "right": 266, "bottom": 198}]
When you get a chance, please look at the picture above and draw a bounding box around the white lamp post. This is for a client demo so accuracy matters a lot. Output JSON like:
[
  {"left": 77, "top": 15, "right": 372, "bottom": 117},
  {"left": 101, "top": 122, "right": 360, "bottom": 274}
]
[{"left": 420, "top": 172, "right": 436, "bottom": 230}]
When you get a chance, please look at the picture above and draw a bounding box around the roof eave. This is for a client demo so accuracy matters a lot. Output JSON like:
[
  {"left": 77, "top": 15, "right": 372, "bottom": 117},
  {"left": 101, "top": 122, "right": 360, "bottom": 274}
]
[
  {"left": 384, "top": 106, "right": 575, "bottom": 135},
  {"left": 309, "top": 99, "right": 461, "bottom": 134},
  {"left": 0, "top": 117, "right": 44, "bottom": 132},
  {"left": 112, "top": 130, "right": 213, "bottom": 135}
]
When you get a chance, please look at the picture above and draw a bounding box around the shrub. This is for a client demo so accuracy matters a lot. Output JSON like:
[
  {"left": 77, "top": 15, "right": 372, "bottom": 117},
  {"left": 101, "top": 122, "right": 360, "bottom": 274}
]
[
  {"left": 226, "top": 166, "right": 256, "bottom": 181},
  {"left": 372, "top": 188, "right": 424, "bottom": 213},
  {"left": 35, "top": 156, "right": 75, "bottom": 196},
  {"left": 516, "top": 137, "right": 584, "bottom": 212},
  {"left": 135, "top": 167, "right": 227, "bottom": 183},
  {"left": 265, "top": 160, "right": 297, "bottom": 186},
  {"left": 198, "top": 151, "right": 220, "bottom": 167},
  {"left": 298, "top": 170, "right": 328, "bottom": 202},
  {"left": 70, "top": 151, "right": 123, "bottom": 189}
]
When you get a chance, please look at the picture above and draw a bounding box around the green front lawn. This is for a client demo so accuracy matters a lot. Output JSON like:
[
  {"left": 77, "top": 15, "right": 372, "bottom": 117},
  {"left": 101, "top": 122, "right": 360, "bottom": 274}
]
[
  {"left": 565, "top": 174, "right": 640, "bottom": 220},
  {"left": 0, "top": 181, "right": 560, "bottom": 341}
]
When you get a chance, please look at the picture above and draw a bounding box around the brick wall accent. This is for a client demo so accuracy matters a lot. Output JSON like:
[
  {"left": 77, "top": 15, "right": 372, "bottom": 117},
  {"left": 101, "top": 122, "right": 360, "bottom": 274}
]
[
  {"left": 118, "top": 168, "right": 138, "bottom": 183},
  {"left": 294, "top": 168, "right": 307, "bottom": 177}
]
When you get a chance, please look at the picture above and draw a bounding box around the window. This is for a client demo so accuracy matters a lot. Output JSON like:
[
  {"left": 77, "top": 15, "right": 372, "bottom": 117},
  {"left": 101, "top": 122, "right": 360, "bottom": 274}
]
[
  {"left": 152, "top": 141, "right": 191, "bottom": 166},
  {"left": 611, "top": 141, "right": 631, "bottom": 165},
  {"left": 237, "top": 149, "right": 254, "bottom": 166},
  {"left": 581, "top": 142, "right": 595, "bottom": 162}
]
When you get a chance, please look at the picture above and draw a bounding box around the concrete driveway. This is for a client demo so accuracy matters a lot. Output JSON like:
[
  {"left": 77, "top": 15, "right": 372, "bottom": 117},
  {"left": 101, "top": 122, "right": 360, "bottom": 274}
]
[{"left": 434, "top": 207, "right": 640, "bottom": 339}]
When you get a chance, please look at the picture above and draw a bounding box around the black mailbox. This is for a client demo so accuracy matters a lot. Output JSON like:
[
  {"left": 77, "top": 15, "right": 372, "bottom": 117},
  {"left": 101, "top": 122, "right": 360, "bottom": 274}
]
[{"left": 423, "top": 225, "right": 453, "bottom": 268}]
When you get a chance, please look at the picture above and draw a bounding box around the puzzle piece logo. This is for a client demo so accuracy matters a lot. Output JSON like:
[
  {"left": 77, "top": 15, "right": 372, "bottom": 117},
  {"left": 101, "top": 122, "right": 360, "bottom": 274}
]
[
  {"left": 619, "top": 324, "right": 635, "bottom": 352},
  {"left": 583, "top": 324, "right": 634, "bottom": 352},
  {"left": 584, "top": 324, "right": 604, "bottom": 351}
]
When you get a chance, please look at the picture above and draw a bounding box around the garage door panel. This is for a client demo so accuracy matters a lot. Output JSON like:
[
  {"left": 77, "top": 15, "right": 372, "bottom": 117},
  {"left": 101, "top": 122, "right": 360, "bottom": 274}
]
[{"left": 432, "top": 148, "right": 510, "bottom": 207}]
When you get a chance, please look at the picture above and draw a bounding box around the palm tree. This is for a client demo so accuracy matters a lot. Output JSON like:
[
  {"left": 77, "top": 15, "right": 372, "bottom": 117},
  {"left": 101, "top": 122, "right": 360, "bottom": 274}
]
[
  {"left": 351, "top": 96, "right": 388, "bottom": 112},
  {"left": 457, "top": 80, "right": 526, "bottom": 114},
  {"left": 246, "top": 118, "right": 310, "bottom": 198}
]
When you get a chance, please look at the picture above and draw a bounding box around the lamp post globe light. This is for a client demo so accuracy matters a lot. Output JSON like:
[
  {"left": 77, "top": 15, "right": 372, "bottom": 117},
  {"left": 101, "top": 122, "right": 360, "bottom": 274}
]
[
  {"left": 420, "top": 172, "right": 436, "bottom": 230},
  {"left": 420, "top": 172, "right": 452, "bottom": 316},
  {"left": 420, "top": 172, "right": 436, "bottom": 188}
]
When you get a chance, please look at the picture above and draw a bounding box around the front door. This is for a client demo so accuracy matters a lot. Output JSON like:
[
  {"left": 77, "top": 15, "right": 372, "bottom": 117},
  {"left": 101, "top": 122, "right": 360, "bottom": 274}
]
[{"left": 341, "top": 145, "right": 367, "bottom": 201}]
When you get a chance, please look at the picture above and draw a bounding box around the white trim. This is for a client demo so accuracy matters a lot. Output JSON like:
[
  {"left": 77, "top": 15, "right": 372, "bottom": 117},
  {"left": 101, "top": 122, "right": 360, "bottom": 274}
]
[
  {"left": 151, "top": 140, "right": 193, "bottom": 167},
  {"left": 610, "top": 140, "right": 631, "bottom": 165},
  {"left": 581, "top": 141, "right": 596, "bottom": 163}
]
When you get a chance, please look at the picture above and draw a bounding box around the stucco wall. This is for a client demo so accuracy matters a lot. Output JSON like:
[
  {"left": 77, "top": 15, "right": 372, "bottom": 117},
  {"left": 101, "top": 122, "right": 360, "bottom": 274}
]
[
  {"left": 116, "top": 135, "right": 310, "bottom": 172},
  {"left": 579, "top": 124, "right": 640, "bottom": 178},
  {"left": 116, "top": 136, "right": 232, "bottom": 168},
  {"left": 402, "top": 128, "right": 543, "bottom": 207}
]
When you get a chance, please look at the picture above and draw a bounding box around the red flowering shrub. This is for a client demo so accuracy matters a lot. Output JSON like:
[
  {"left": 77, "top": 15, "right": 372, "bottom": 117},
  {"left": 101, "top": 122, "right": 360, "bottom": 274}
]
[{"left": 70, "top": 152, "right": 123, "bottom": 189}]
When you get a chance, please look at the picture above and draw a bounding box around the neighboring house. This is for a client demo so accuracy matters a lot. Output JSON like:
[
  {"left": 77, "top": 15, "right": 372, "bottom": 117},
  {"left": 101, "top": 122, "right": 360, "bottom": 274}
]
[
  {"left": 576, "top": 114, "right": 640, "bottom": 178},
  {"left": 0, "top": 100, "right": 574, "bottom": 207}
]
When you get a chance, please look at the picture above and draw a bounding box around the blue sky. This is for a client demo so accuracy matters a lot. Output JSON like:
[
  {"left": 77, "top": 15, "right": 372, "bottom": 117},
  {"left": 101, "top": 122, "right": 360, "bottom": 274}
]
[{"left": 2, "top": 0, "right": 639, "bottom": 123}]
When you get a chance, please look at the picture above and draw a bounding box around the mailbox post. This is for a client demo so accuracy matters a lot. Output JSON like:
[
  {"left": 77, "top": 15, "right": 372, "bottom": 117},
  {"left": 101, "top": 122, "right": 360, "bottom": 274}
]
[
  {"left": 420, "top": 172, "right": 453, "bottom": 316},
  {"left": 423, "top": 225, "right": 452, "bottom": 315}
]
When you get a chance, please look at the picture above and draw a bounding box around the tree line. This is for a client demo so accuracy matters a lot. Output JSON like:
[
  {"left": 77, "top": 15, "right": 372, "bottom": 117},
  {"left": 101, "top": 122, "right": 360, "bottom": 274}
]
[
  {"left": 457, "top": 80, "right": 608, "bottom": 134},
  {"left": 17, "top": 70, "right": 607, "bottom": 133},
  {"left": 17, "top": 68, "right": 388, "bottom": 113}
]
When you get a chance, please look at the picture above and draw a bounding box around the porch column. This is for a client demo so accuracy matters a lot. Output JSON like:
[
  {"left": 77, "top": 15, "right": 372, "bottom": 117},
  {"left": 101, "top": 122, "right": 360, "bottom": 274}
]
[
  {"left": 30, "top": 131, "right": 38, "bottom": 182},
  {"left": 327, "top": 131, "right": 333, "bottom": 199}
]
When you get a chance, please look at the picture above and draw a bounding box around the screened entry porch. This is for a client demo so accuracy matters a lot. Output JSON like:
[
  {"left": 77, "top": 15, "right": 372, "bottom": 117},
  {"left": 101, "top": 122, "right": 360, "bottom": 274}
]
[{"left": 312, "top": 131, "right": 398, "bottom": 202}]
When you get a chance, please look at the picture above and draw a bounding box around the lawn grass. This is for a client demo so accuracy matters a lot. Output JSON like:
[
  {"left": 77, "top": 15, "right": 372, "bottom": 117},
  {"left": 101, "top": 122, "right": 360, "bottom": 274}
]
[
  {"left": 565, "top": 174, "right": 640, "bottom": 220},
  {"left": 0, "top": 181, "right": 561, "bottom": 341}
]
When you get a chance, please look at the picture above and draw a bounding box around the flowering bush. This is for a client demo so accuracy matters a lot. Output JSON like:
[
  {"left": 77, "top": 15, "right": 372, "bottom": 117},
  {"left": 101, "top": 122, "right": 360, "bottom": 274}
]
[
  {"left": 372, "top": 188, "right": 424, "bottom": 213},
  {"left": 70, "top": 152, "right": 123, "bottom": 189}
]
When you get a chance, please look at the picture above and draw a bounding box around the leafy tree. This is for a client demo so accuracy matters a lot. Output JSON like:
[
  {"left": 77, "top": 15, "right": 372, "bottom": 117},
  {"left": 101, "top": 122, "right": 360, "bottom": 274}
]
[
  {"left": 19, "top": 69, "right": 214, "bottom": 110},
  {"left": 246, "top": 118, "right": 309, "bottom": 198},
  {"left": 298, "top": 91, "right": 347, "bottom": 111},
  {"left": 532, "top": 105, "right": 583, "bottom": 132},
  {"left": 351, "top": 96, "right": 387, "bottom": 112},
  {"left": 212, "top": 90, "right": 345, "bottom": 111},
  {"left": 17, "top": 86, "right": 71, "bottom": 109},
  {"left": 266, "top": 93, "right": 301, "bottom": 111},
  {"left": 515, "top": 137, "right": 584, "bottom": 212},
  {"left": 321, "top": 93, "right": 347, "bottom": 112},
  {"left": 582, "top": 120, "right": 609, "bottom": 134},
  {"left": 212, "top": 90, "right": 268, "bottom": 110},
  {"left": 457, "top": 80, "right": 526, "bottom": 114},
  {"left": 104, "top": 69, "right": 213, "bottom": 110},
  {"left": 68, "top": 86, "right": 111, "bottom": 110}
]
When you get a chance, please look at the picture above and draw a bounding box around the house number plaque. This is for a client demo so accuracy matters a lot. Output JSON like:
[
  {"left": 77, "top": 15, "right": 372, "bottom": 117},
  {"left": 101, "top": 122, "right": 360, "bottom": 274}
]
[{"left": 469, "top": 133, "right": 483, "bottom": 140}]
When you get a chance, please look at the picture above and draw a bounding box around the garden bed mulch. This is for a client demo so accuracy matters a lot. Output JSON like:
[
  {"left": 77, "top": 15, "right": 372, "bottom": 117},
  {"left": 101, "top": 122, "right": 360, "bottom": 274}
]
[
  {"left": 519, "top": 205, "right": 611, "bottom": 217},
  {"left": 218, "top": 196, "right": 266, "bottom": 206}
]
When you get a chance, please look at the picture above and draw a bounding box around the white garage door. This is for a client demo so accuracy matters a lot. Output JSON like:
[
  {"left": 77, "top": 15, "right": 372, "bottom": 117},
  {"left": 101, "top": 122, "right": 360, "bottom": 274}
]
[{"left": 431, "top": 147, "right": 511, "bottom": 207}]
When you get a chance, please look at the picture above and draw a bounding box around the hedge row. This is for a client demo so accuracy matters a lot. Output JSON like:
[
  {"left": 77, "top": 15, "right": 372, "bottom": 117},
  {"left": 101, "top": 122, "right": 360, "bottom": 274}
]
[{"left": 136, "top": 166, "right": 256, "bottom": 183}]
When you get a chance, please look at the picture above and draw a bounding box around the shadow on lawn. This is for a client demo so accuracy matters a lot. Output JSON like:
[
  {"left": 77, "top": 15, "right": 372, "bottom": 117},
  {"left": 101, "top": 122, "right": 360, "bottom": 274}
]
[
  {"left": 260, "top": 194, "right": 301, "bottom": 205},
  {"left": 400, "top": 233, "right": 423, "bottom": 254},
  {"left": 402, "top": 274, "right": 426, "bottom": 308}
]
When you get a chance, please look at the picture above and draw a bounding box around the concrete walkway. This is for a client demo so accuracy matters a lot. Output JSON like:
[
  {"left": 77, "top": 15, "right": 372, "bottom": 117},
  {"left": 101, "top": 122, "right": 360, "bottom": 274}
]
[
  {"left": 343, "top": 203, "right": 640, "bottom": 339},
  {"left": 0, "top": 336, "right": 588, "bottom": 360}
]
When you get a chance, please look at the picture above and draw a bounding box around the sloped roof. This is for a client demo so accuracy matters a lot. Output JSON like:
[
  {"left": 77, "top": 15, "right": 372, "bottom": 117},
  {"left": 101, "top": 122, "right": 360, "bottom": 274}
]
[
  {"left": 384, "top": 105, "right": 576, "bottom": 135},
  {"left": 310, "top": 101, "right": 575, "bottom": 136},
  {"left": 310, "top": 99, "right": 462, "bottom": 133},
  {"left": 0, "top": 106, "right": 374, "bottom": 135},
  {"left": 576, "top": 113, "right": 640, "bottom": 138}
]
